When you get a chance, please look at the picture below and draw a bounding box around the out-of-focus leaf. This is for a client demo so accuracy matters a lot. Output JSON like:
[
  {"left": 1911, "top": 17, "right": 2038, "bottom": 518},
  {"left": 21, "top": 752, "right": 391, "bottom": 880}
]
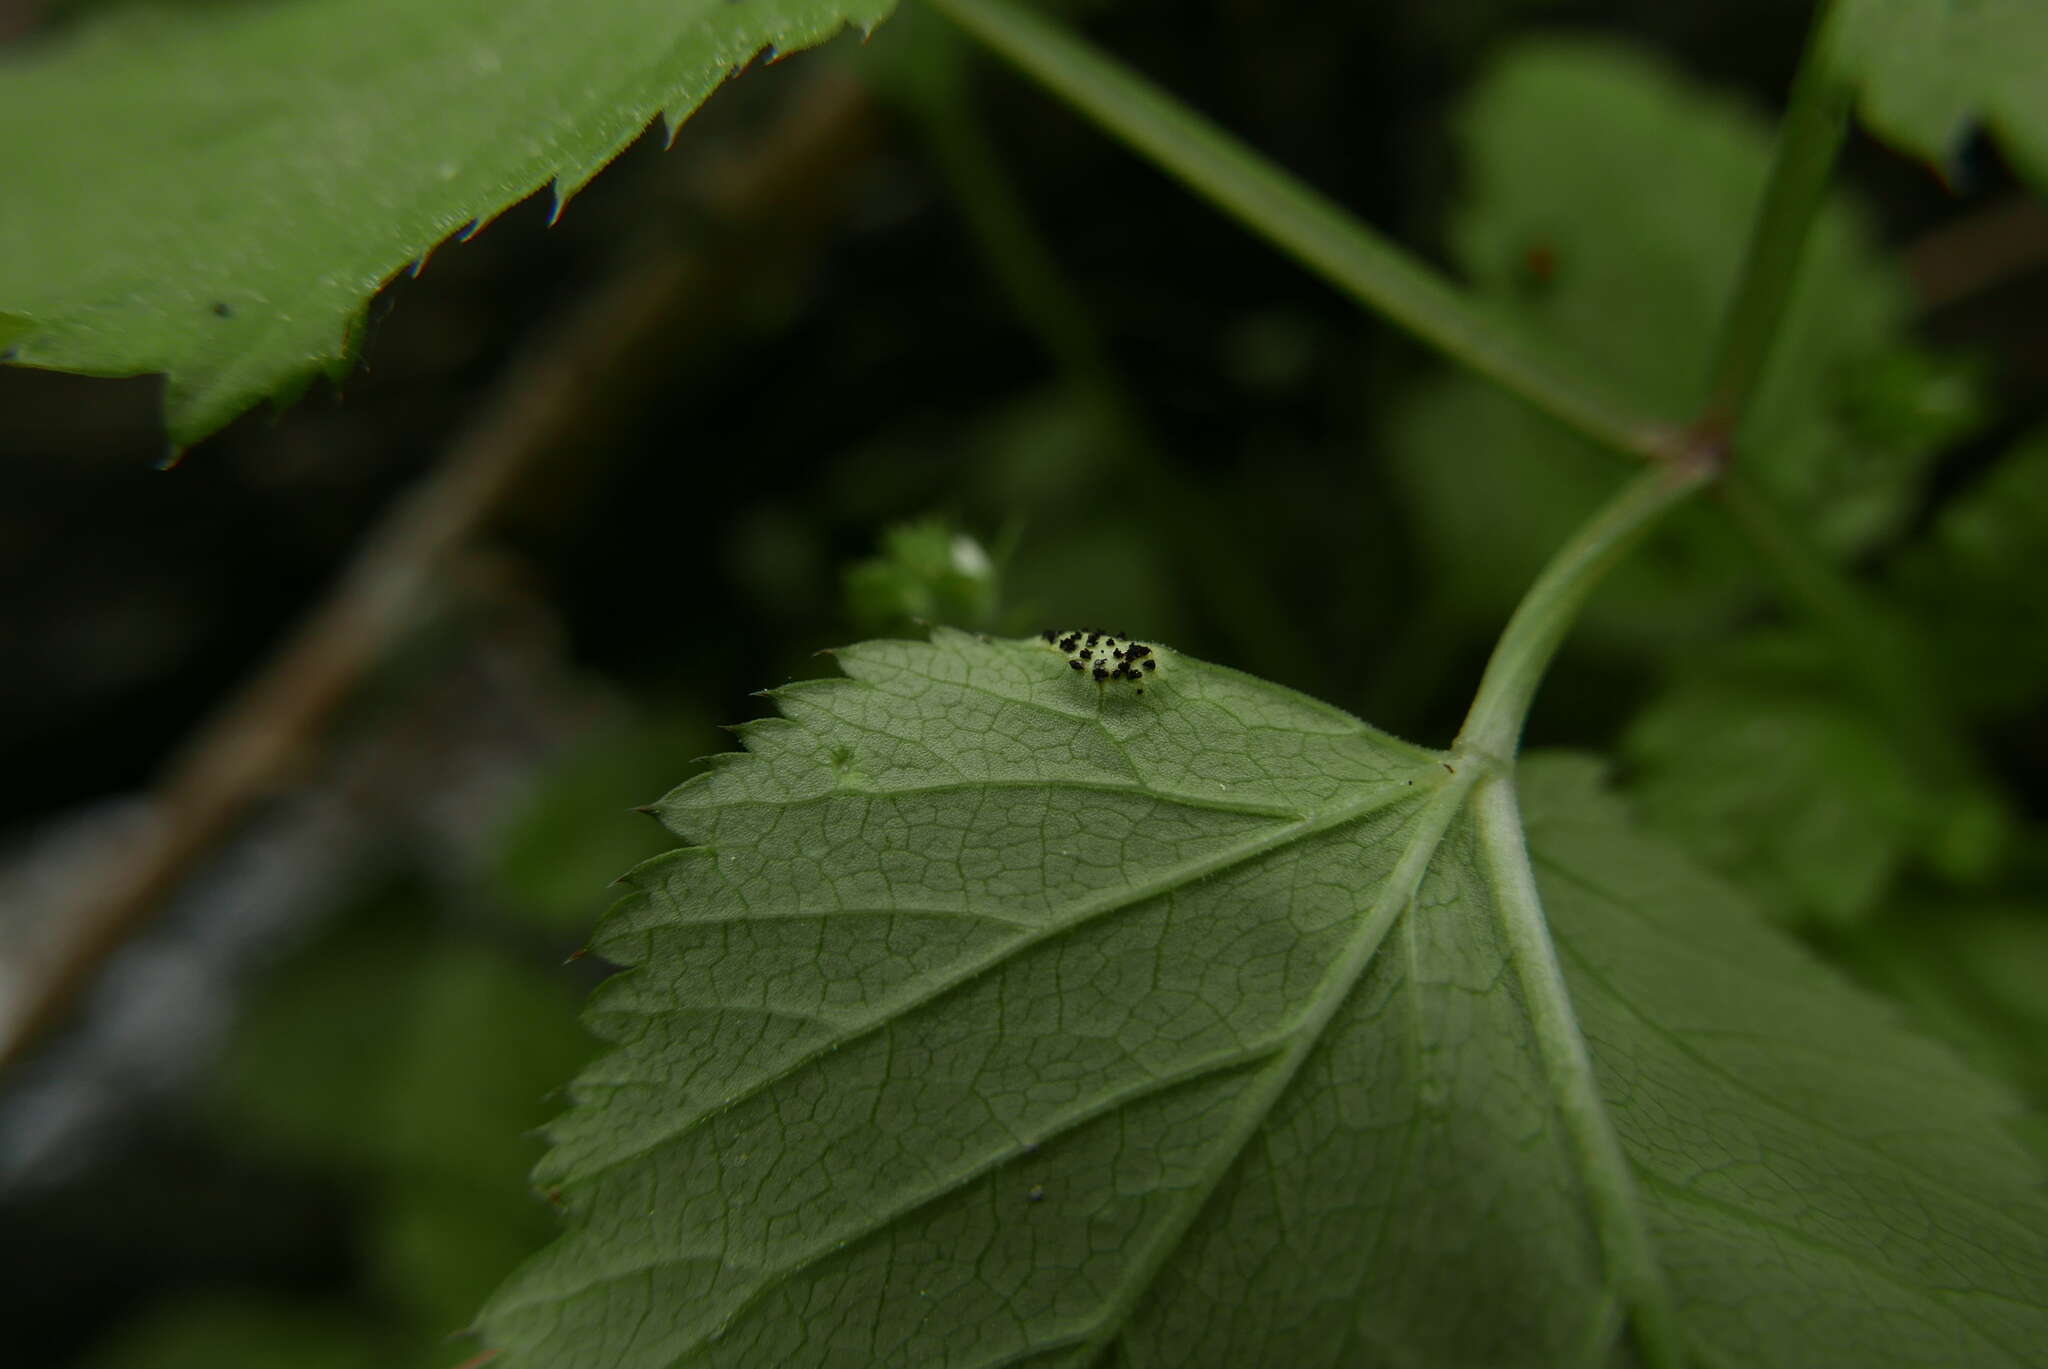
[
  {"left": 1833, "top": 0, "right": 2048, "bottom": 187},
  {"left": 0, "top": 0, "right": 896, "bottom": 447},
  {"left": 1837, "top": 898, "right": 2048, "bottom": 1159},
  {"left": 223, "top": 925, "right": 584, "bottom": 1176},
  {"left": 1895, "top": 425, "right": 2048, "bottom": 718},
  {"left": 375, "top": 942, "right": 589, "bottom": 1184},
  {"left": 843, "top": 517, "right": 1001, "bottom": 633},
  {"left": 1622, "top": 633, "right": 1925, "bottom": 928},
  {"left": 490, "top": 716, "right": 719, "bottom": 939},
  {"left": 479, "top": 631, "right": 2048, "bottom": 1368},
  {"left": 373, "top": 1177, "right": 565, "bottom": 1342},
  {"left": 1390, "top": 40, "right": 1979, "bottom": 647},
  {"left": 220, "top": 911, "right": 590, "bottom": 1339},
  {"left": 77, "top": 1296, "right": 406, "bottom": 1369},
  {"left": 1387, "top": 378, "right": 1756, "bottom": 651},
  {"left": 216, "top": 919, "right": 425, "bottom": 1170}
]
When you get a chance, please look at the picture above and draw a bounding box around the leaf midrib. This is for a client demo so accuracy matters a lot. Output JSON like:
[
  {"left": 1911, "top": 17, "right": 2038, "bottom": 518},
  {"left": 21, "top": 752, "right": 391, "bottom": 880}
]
[
  {"left": 1471, "top": 776, "right": 1683, "bottom": 1368},
  {"left": 1036, "top": 766, "right": 1483, "bottom": 1365}
]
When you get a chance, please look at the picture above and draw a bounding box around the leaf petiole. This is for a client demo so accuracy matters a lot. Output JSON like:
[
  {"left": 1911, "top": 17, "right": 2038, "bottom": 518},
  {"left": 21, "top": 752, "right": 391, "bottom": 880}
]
[{"left": 1456, "top": 463, "right": 1712, "bottom": 764}]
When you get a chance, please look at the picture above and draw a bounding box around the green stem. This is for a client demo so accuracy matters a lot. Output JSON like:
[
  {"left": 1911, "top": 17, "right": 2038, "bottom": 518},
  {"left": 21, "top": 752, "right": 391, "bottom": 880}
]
[
  {"left": 1457, "top": 464, "right": 1711, "bottom": 761},
  {"left": 889, "top": 22, "right": 1125, "bottom": 414},
  {"left": 1699, "top": 1, "right": 1851, "bottom": 439},
  {"left": 1694, "top": 8, "right": 2001, "bottom": 870},
  {"left": 924, "top": 0, "right": 1675, "bottom": 463}
]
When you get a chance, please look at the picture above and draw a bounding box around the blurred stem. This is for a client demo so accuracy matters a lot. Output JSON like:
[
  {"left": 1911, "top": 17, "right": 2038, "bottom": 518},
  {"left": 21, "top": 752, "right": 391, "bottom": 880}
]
[
  {"left": 1699, "top": 0, "right": 1852, "bottom": 439},
  {"left": 1458, "top": 464, "right": 1712, "bottom": 762},
  {"left": 877, "top": 19, "right": 1324, "bottom": 685},
  {"left": 888, "top": 21, "right": 1125, "bottom": 419},
  {"left": 925, "top": 0, "right": 1678, "bottom": 464},
  {"left": 1697, "top": 5, "right": 1996, "bottom": 861}
]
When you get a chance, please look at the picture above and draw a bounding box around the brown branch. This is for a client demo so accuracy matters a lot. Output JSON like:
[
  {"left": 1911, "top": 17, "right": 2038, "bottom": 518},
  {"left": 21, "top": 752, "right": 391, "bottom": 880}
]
[{"left": 0, "top": 70, "right": 882, "bottom": 1066}]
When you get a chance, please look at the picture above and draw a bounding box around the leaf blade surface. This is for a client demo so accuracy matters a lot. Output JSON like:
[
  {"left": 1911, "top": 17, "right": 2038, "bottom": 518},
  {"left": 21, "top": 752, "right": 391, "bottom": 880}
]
[
  {"left": 1832, "top": 0, "right": 2048, "bottom": 187},
  {"left": 0, "top": 0, "right": 894, "bottom": 446},
  {"left": 481, "top": 632, "right": 2048, "bottom": 1368}
]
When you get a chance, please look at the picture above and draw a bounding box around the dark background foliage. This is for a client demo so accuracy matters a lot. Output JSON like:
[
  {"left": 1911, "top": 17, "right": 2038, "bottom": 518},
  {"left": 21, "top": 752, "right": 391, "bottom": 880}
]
[{"left": 1, "top": 2, "right": 2044, "bottom": 1366}]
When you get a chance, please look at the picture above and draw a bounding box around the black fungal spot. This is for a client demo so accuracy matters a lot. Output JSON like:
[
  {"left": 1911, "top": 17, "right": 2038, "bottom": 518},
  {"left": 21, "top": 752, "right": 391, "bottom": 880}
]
[
  {"left": 1070, "top": 660, "right": 1084, "bottom": 670},
  {"left": 1143, "top": 659, "right": 1156, "bottom": 672},
  {"left": 1093, "top": 665, "right": 1109, "bottom": 681},
  {"left": 1041, "top": 629, "right": 1058, "bottom": 643},
  {"left": 210, "top": 301, "right": 232, "bottom": 318}
]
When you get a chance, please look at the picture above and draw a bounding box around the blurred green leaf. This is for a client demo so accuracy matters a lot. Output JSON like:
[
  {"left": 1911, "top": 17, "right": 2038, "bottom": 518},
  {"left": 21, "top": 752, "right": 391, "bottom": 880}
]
[
  {"left": 216, "top": 917, "right": 427, "bottom": 1171},
  {"left": 480, "top": 632, "right": 2048, "bottom": 1368},
  {"left": 222, "top": 918, "right": 586, "bottom": 1176},
  {"left": 843, "top": 517, "right": 1001, "bottom": 633},
  {"left": 375, "top": 942, "right": 590, "bottom": 1183},
  {"left": 1622, "top": 632, "right": 1926, "bottom": 928},
  {"left": 0, "top": 0, "right": 896, "bottom": 447},
  {"left": 1390, "top": 39, "right": 1979, "bottom": 648},
  {"left": 1894, "top": 425, "right": 2048, "bottom": 719},
  {"left": 218, "top": 907, "right": 588, "bottom": 1341},
  {"left": 372, "top": 1176, "right": 563, "bottom": 1341},
  {"left": 1834, "top": 0, "right": 2048, "bottom": 187},
  {"left": 490, "top": 716, "right": 719, "bottom": 939},
  {"left": 1837, "top": 898, "right": 2048, "bottom": 1159},
  {"left": 77, "top": 1296, "right": 406, "bottom": 1369},
  {"left": 1388, "top": 378, "right": 1756, "bottom": 651}
]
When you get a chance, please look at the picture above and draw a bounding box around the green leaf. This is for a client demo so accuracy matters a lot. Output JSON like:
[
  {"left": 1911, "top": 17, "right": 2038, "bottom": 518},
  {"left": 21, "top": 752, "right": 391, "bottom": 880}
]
[
  {"left": 1837, "top": 899, "right": 2048, "bottom": 1142},
  {"left": 221, "top": 915, "right": 588, "bottom": 1179},
  {"left": 490, "top": 713, "right": 721, "bottom": 939},
  {"left": 1621, "top": 632, "right": 1927, "bottom": 928},
  {"left": 1389, "top": 40, "right": 1976, "bottom": 649},
  {"left": 1894, "top": 424, "right": 2048, "bottom": 719},
  {"left": 843, "top": 517, "right": 1002, "bottom": 634},
  {"left": 220, "top": 907, "right": 592, "bottom": 1339},
  {"left": 480, "top": 630, "right": 2048, "bottom": 1368},
  {"left": 78, "top": 1296, "right": 407, "bottom": 1369},
  {"left": 0, "top": 0, "right": 895, "bottom": 449},
  {"left": 1832, "top": 0, "right": 2048, "bottom": 187}
]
